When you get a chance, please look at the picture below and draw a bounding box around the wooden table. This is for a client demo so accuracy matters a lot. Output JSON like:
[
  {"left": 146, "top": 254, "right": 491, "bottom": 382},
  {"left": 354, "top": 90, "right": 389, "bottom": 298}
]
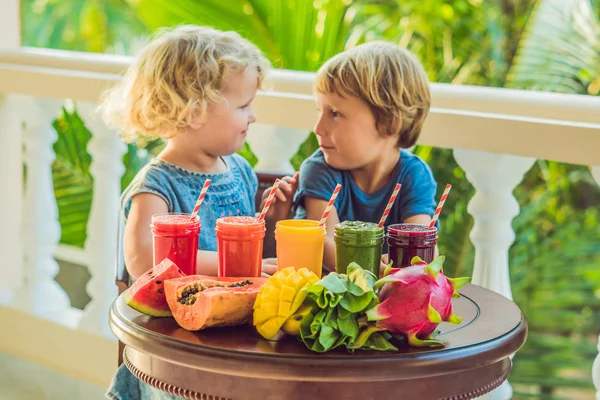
[{"left": 109, "top": 284, "right": 527, "bottom": 400}]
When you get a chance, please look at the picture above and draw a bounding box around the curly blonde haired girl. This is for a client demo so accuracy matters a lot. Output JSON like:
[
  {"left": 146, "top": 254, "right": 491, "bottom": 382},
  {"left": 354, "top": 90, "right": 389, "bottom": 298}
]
[
  {"left": 103, "top": 25, "right": 296, "bottom": 279},
  {"left": 106, "top": 23, "right": 297, "bottom": 400}
]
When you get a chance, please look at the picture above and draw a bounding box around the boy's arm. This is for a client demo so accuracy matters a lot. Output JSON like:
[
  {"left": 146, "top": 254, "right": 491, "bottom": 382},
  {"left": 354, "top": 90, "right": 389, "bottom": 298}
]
[
  {"left": 124, "top": 193, "right": 169, "bottom": 279},
  {"left": 303, "top": 196, "right": 340, "bottom": 273},
  {"left": 380, "top": 213, "right": 439, "bottom": 273},
  {"left": 403, "top": 214, "right": 439, "bottom": 258},
  {"left": 404, "top": 214, "right": 431, "bottom": 225}
]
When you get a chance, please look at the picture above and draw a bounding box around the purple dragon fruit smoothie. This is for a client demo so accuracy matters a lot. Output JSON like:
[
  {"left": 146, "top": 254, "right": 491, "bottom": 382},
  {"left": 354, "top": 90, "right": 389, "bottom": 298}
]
[{"left": 387, "top": 223, "right": 437, "bottom": 268}]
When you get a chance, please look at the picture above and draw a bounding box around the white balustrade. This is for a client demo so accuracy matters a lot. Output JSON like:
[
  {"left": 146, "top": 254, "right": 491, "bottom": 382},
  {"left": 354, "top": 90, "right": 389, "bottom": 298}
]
[
  {"left": 76, "top": 102, "right": 126, "bottom": 339},
  {"left": 592, "top": 166, "right": 600, "bottom": 187},
  {"left": 0, "top": 0, "right": 22, "bottom": 305},
  {"left": 246, "top": 124, "right": 309, "bottom": 173},
  {"left": 453, "top": 149, "right": 536, "bottom": 301},
  {"left": 12, "top": 97, "right": 70, "bottom": 318},
  {"left": 0, "top": 95, "right": 24, "bottom": 304},
  {"left": 453, "top": 149, "right": 536, "bottom": 400}
]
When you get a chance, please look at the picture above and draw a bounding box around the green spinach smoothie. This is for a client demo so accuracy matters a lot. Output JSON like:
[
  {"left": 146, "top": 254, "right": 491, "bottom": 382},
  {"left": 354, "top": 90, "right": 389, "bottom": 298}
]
[{"left": 334, "top": 221, "right": 384, "bottom": 276}]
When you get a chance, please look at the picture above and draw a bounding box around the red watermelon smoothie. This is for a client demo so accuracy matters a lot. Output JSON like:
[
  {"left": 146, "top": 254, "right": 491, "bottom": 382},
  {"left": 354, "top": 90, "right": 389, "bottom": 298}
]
[
  {"left": 151, "top": 213, "right": 200, "bottom": 276},
  {"left": 387, "top": 223, "right": 437, "bottom": 268},
  {"left": 216, "top": 216, "right": 265, "bottom": 277}
]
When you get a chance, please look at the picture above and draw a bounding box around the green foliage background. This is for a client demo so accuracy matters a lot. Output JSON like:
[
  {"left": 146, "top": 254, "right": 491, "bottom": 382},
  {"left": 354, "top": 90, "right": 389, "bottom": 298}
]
[{"left": 21, "top": 0, "right": 600, "bottom": 398}]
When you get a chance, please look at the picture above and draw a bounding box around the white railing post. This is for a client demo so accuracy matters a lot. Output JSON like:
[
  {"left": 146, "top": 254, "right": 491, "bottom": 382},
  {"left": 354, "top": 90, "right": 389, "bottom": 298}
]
[
  {"left": 12, "top": 98, "right": 70, "bottom": 318},
  {"left": 0, "top": 95, "right": 24, "bottom": 304},
  {"left": 246, "top": 124, "right": 308, "bottom": 173},
  {"left": 453, "top": 149, "right": 535, "bottom": 400},
  {"left": 594, "top": 333, "right": 600, "bottom": 400},
  {"left": 77, "top": 102, "right": 126, "bottom": 339},
  {"left": 453, "top": 149, "right": 535, "bottom": 301},
  {"left": 0, "top": 0, "right": 23, "bottom": 305},
  {"left": 591, "top": 167, "right": 600, "bottom": 400}
]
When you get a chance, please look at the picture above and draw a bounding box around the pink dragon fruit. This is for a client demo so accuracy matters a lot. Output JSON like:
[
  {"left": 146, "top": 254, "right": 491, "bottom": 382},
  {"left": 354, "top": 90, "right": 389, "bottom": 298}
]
[{"left": 366, "top": 256, "right": 470, "bottom": 347}]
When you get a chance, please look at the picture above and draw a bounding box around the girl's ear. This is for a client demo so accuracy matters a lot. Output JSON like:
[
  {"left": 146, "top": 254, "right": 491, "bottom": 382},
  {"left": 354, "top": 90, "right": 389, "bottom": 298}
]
[
  {"left": 187, "top": 105, "right": 205, "bottom": 130},
  {"left": 188, "top": 118, "right": 203, "bottom": 130}
]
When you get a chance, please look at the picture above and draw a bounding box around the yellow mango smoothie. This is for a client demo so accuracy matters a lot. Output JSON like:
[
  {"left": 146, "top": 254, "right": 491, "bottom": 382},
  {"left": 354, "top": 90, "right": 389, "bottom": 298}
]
[{"left": 275, "top": 220, "right": 326, "bottom": 277}]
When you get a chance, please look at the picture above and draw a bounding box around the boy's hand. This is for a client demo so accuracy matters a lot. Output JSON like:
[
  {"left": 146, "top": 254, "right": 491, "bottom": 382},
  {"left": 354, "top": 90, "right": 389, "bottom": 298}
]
[
  {"left": 261, "top": 172, "right": 299, "bottom": 222},
  {"left": 379, "top": 254, "right": 390, "bottom": 279}
]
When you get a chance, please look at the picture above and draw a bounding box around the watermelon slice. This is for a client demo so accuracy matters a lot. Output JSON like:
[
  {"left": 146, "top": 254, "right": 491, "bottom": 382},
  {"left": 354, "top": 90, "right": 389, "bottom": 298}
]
[{"left": 124, "top": 258, "right": 186, "bottom": 317}]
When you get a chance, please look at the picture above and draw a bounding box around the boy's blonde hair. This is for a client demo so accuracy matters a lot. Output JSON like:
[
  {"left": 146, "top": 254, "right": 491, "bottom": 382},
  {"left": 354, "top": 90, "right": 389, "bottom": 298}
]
[
  {"left": 315, "top": 41, "right": 430, "bottom": 148},
  {"left": 102, "top": 25, "right": 270, "bottom": 142}
]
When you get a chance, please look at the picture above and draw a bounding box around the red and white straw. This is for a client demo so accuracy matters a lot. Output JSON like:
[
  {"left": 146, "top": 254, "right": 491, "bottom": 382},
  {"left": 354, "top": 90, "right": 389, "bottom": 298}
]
[
  {"left": 258, "top": 179, "right": 281, "bottom": 221},
  {"left": 378, "top": 183, "right": 402, "bottom": 227},
  {"left": 318, "top": 184, "right": 342, "bottom": 227},
  {"left": 429, "top": 183, "right": 452, "bottom": 228},
  {"left": 191, "top": 179, "right": 211, "bottom": 218}
]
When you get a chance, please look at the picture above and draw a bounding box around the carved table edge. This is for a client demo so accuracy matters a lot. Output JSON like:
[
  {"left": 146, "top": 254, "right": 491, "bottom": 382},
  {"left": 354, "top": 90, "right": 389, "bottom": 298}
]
[
  {"left": 124, "top": 351, "right": 232, "bottom": 400},
  {"left": 440, "top": 359, "right": 512, "bottom": 400},
  {"left": 125, "top": 351, "right": 511, "bottom": 400}
]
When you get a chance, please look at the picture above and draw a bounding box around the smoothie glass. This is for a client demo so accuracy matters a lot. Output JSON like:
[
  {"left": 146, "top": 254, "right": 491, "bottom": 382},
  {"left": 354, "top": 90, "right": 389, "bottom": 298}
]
[
  {"left": 334, "top": 221, "right": 384, "bottom": 276},
  {"left": 216, "top": 216, "right": 265, "bottom": 277},
  {"left": 275, "top": 220, "right": 326, "bottom": 277},
  {"left": 151, "top": 213, "right": 200, "bottom": 276},
  {"left": 387, "top": 223, "right": 437, "bottom": 268}
]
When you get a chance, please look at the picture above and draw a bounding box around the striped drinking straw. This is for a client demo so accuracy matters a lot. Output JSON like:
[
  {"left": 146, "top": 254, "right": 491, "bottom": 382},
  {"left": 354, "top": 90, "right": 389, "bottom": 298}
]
[
  {"left": 258, "top": 179, "right": 281, "bottom": 221},
  {"left": 191, "top": 179, "right": 211, "bottom": 218},
  {"left": 318, "top": 184, "right": 342, "bottom": 227},
  {"left": 378, "top": 183, "right": 402, "bottom": 228},
  {"left": 429, "top": 183, "right": 452, "bottom": 229}
]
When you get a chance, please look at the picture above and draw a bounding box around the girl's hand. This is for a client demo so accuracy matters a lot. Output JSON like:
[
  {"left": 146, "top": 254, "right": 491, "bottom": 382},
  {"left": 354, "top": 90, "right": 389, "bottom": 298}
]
[
  {"left": 261, "top": 172, "right": 299, "bottom": 222},
  {"left": 261, "top": 257, "right": 278, "bottom": 277}
]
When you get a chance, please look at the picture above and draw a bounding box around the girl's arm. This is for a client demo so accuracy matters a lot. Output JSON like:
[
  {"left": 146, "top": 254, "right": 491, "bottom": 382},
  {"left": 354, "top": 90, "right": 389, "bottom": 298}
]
[
  {"left": 124, "top": 193, "right": 169, "bottom": 279},
  {"left": 125, "top": 193, "right": 219, "bottom": 279},
  {"left": 196, "top": 250, "right": 218, "bottom": 275},
  {"left": 303, "top": 196, "right": 340, "bottom": 273}
]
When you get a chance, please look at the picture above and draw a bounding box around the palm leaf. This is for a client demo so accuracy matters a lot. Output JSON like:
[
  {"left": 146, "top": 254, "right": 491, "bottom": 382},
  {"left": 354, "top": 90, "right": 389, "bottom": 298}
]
[
  {"left": 506, "top": 0, "right": 600, "bottom": 93},
  {"left": 137, "top": 0, "right": 354, "bottom": 71},
  {"left": 21, "top": 0, "right": 147, "bottom": 53},
  {"left": 52, "top": 107, "right": 93, "bottom": 247},
  {"left": 53, "top": 107, "right": 170, "bottom": 247}
]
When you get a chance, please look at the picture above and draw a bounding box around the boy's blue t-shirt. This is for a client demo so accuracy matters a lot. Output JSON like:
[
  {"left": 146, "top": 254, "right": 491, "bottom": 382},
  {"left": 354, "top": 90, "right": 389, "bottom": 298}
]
[
  {"left": 120, "top": 154, "right": 258, "bottom": 252},
  {"left": 294, "top": 149, "right": 437, "bottom": 238}
]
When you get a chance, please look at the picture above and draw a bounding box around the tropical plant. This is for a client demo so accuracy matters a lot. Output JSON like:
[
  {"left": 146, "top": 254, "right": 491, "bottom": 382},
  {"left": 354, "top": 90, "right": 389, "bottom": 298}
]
[
  {"left": 136, "top": 0, "right": 355, "bottom": 72},
  {"left": 21, "top": 0, "right": 148, "bottom": 54},
  {"left": 503, "top": 0, "right": 600, "bottom": 397},
  {"left": 506, "top": 0, "right": 600, "bottom": 94}
]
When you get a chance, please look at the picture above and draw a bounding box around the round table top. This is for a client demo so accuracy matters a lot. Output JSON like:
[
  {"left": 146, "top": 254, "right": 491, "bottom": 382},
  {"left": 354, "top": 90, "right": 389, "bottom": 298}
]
[{"left": 110, "top": 284, "right": 527, "bottom": 385}]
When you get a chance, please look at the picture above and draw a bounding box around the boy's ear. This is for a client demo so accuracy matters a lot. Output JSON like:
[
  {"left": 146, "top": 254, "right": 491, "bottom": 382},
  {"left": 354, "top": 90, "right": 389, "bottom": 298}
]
[
  {"left": 378, "top": 118, "right": 402, "bottom": 141},
  {"left": 390, "top": 118, "right": 402, "bottom": 138}
]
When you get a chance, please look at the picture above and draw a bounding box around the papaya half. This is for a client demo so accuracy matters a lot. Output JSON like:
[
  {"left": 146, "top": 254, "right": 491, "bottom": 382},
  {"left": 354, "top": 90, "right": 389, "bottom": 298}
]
[{"left": 165, "top": 275, "right": 267, "bottom": 331}]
